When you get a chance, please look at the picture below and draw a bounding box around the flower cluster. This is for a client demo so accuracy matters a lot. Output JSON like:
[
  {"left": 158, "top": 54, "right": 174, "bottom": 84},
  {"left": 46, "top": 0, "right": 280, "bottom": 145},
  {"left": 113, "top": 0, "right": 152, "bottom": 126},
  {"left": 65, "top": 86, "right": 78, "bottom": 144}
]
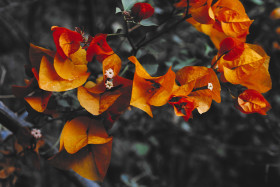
[{"left": 13, "top": 0, "right": 272, "bottom": 183}]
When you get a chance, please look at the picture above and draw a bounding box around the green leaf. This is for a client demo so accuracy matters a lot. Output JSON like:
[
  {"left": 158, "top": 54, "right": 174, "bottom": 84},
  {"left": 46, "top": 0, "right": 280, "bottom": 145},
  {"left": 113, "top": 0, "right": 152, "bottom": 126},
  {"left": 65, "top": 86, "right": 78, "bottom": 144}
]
[
  {"left": 121, "top": 0, "right": 145, "bottom": 10},
  {"left": 249, "top": 0, "right": 263, "bottom": 5},
  {"left": 132, "top": 143, "right": 150, "bottom": 156},
  {"left": 115, "top": 7, "right": 122, "bottom": 14},
  {"left": 140, "top": 19, "right": 158, "bottom": 27}
]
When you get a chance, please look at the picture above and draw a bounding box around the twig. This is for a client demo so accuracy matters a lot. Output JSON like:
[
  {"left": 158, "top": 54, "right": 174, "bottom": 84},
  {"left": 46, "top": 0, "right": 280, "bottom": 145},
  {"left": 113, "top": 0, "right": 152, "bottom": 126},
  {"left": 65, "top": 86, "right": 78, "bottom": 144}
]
[
  {"left": 0, "top": 101, "right": 100, "bottom": 187},
  {"left": 0, "top": 95, "right": 16, "bottom": 99},
  {"left": 124, "top": 19, "right": 137, "bottom": 55},
  {"left": 135, "top": 14, "right": 191, "bottom": 54}
]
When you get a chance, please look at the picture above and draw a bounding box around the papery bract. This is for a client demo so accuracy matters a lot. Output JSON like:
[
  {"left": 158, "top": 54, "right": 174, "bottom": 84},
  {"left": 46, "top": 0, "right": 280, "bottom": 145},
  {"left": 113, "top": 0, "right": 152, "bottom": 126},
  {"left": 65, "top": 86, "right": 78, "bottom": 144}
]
[
  {"left": 216, "top": 44, "right": 272, "bottom": 93},
  {"left": 236, "top": 89, "right": 271, "bottom": 115},
  {"left": 219, "top": 37, "right": 245, "bottom": 61},
  {"left": 86, "top": 34, "right": 114, "bottom": 62},
  {"left": 51, "top": 26, "right": 83, "bottom": 60},
  {"left": 49, "top": 117, "right": 112, "bottom": 181},
  {"left": 175, "top": 66, "right": 221, "bottom": 114},
  {"left": 39, "top": 56, "right": 90, "bottom": 92},
  {"left": 129, "top": 56, "right": 176, "bottom": 117},
  {"left": 54, "top": 47, "right": 88, "bottom": 80}
]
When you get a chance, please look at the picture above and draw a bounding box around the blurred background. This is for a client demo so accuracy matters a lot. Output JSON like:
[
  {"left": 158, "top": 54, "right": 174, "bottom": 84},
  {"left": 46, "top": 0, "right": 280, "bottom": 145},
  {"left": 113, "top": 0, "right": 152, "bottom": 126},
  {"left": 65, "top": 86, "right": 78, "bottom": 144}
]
[{"left": 0, "top": 0, "right": 280, "bottom": 186}]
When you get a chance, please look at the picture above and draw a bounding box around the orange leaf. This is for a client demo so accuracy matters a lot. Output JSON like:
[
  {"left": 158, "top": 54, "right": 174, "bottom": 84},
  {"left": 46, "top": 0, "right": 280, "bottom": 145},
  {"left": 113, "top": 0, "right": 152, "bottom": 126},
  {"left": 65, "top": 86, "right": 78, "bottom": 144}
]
[
  {"left": 51, "top": 26, "right": 83, "bottom": 59},
  {"left": 270, "top": 7, "right": 280, "bottom": 20},
  {"left": 176, "top": 66, "right": 221, "bottom": 103},
  {"left": 219, "top": 37, "right": 245, "bottom": 61},
  {"left": 219, "top": 44, "right": 271, "bottom": 93},
  {"left": 236, "top": 89, "right": 271, "bottom": 115},
  {"left": 53, "top": 47, "right": 88, "bottom": 80},
  {"left": 86, "top": 34, "right": 113, "bottom": 62},
  {"left": 38, "top": 56, "right": 90, "bottom": 92},
  {"left": 129, "top": 56, "right": 176, "bottom": 117},
  {"left": 60, "top": 116, "right": 112, "bottom": 154},
  {"left": 29, "top": 43, "right": 56, "bottom": 71},
  {"left": 24, "top": 91, "right": 52, "bottom": 112}
]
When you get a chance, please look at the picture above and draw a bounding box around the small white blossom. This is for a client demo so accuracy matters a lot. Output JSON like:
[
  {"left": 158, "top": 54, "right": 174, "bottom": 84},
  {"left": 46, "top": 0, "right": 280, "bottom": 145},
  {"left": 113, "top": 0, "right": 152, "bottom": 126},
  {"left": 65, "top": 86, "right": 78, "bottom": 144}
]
[
  {"left": 31, "top": 128, "right": 42, "bottom": 139},
  {"left": 105, "top": 80, "right": 114, "bottom": 90},
  {"left": 208, "top": 83, "right": 213, "bottom": 91},
  {"left": 105, "top": 68, "right": 114, "bottom": 79}
]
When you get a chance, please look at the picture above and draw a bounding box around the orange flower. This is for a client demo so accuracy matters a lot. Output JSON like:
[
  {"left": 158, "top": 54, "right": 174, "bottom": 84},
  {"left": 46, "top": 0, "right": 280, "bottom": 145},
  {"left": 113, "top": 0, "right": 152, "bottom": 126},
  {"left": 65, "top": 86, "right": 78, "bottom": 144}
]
[
  {"left": 86, "top": 34, "right": 114, "bottom": 62},
  {"left": 270, "top": 7, "right": 280, "bottom": 20},
  {"left": 215, "top": 44, "right": 272, "bottom": 93},
  {"left": 12, "top": 78, "right": 52, "bottom": 113},
  {"left": 236, "top": 89, "right": 271, "bottom": 115},
  {"left": 218, "top": 37, "right": 245, "bottom": 61},
  {"left": 51, "top": 26, "right": 83, "bottom": 60},
  {"left": 186, "top": 0, "right": 253, "bottom": 48},
  {"left": 173, "top": 66, "right": 221, "bottom": 114},
  {"left": 78, "top": 54, "right": 132, "bottom": 116},
  {"left": 129, "top": 56, "right": 176, "bottom": 117},
  {"left": 12, "top": 44, "right": 54, "bottom": 113},
  {"left": 49, "top": 116, "right": 112, "bottom": 181},
  {"left": 131, "top": 3, "right": 154, "bottom": 22},
  {"left": 169, "top": 97, "right": 196, "bottom": 121}
]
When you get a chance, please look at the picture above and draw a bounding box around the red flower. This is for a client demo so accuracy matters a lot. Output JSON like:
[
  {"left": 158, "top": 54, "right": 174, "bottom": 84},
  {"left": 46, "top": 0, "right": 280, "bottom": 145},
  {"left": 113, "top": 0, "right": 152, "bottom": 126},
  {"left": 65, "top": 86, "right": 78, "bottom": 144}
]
[
  {"left": 86, "top": 34, "right": 114, "bottom": 62},
  {"left": 131, "top": 3, "right": 154, "bottom": 22}
]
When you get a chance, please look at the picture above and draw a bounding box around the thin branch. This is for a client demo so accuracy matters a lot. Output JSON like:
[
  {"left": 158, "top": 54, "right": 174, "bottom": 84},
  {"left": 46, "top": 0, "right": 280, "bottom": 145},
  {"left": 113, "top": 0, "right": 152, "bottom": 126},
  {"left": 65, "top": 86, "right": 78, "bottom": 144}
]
[
  {"left": 124, "top": 19, "right": 137, "bottom": 55},
  {"left": 0, "top": 101, "right": 99, "bottom": 187},
  {"left": 135, "top": 14, "right": 192, "bottom": 54}
]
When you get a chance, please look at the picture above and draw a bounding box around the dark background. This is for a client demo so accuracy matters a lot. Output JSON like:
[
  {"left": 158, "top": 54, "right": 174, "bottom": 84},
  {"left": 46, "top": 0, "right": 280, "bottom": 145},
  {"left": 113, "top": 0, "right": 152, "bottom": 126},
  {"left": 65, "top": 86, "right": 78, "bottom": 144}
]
[{"left": 1, "top": 0, "right": 280, "bottom": 186}]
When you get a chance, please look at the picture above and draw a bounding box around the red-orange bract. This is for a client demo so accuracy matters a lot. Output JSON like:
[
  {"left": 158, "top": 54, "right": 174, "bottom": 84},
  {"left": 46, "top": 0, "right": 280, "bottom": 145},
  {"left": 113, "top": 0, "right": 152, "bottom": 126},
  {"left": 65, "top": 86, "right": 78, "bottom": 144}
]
[
  {"left": 129, "top": 56, "right": 176, "bottom": 117},
  {"left": 169, "top": 97, "right": 196, "bottom": 121},
  {"left": 49, "top": 116, "right": 112, "bottom": 181},
  {"left": 215, "top": 44, "right": 271, "bottom": 93},
  {"left": 219, "top": 37, "right": 245, "bottom": 61},
  {"left": 174, "top": 66, "right": 221, "bottom": 114},
  {"left": 78, "top": 54, "right": 132, "bottom": 116},
  {"left": 86, "top": 34, "right": 114, "bottom": 62},
  {"left": 131, "top": 3, "right": 155, "bottom": 22},
  {"left": 236, "top": 89, "right": 271, "bottom": 115},
  {"left": 51, "top": 26, "right": 83, "bottom": 60}
]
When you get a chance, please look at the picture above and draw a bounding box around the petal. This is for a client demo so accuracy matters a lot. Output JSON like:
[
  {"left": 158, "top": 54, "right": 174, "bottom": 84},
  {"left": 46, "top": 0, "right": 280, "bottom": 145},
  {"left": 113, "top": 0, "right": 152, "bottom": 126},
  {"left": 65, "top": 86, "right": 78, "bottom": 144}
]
[
  {"left": 54, "top": 47, "right": 88, "bottom": 80},
  {"left": 39, "top": 56, "right": 90, "bottom": 92}
]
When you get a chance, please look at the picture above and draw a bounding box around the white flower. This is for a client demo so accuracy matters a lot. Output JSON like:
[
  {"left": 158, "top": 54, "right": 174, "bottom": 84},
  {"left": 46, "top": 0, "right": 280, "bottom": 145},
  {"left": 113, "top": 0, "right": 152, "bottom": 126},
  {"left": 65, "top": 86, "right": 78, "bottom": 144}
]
[
  {"left": 31, "top": 128, "right": 42, "bottom": 139},
  {"left": 105, "top": 80, "right": 114, "bottom": 90},
  {"left": 208, "top": 83, "right": 213, "bottom": 91},
  {"left": 105, "top": 68, "right": 114, "bottom": 79}
]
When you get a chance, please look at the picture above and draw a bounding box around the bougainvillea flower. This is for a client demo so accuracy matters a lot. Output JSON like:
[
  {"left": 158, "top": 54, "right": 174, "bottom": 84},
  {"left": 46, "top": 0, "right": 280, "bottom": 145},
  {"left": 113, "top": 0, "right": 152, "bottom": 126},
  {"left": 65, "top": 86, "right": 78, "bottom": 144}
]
[
  {"left": 29, "top": 43, "right": 56, "bottom": 71},
  {"left": 129, "top": 56, "right": 176, "bottom": 117},
  {"left": 38, "top": 56, "right": 90, "bottom": 92},
  {"left": 186, "top": 0, "right": 253, "bottom": 49},
  {"left": 51, "top": 26, "right": 83, "bottom": 60},
  {"left": 53, "top": 47, "right": 88, "bottom": 80},
  {"left": 86, "top": 34, "right": 114, "bottom": 62},
  {"left": 49, "top": 117, "right": 112, "bottom": 181},
  {"left": 216, "top": 44, "right": 272, "bottom": 93},
  {"left": 236, "top": 89, "right": 271, "bottom": 115},
  {"left": 12, "top": 78, "right": 52, "bottom": 113},
  {"left": 218, "top": 37, "right": 245, "bottom": 61},
  {"left": 212, "top": 0, "right": 253, "bottom": 39},
  {"left": 175, "top": 66, "right": 221, "bottom": 114},
  {"left": 131, "top": 3, "right": 154, "bottom": 22},
  {"left": 169, "top": 97, "right": 197, "bottom": 121},
  {"left": 189, "top": 0, "right": 215, "bottom": 24},
  {"left": 78, "top": 54, "right": 132, "bottom": 115},
  {"left": 270, "top": 7, "right": 280, "bottom": 20}
]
